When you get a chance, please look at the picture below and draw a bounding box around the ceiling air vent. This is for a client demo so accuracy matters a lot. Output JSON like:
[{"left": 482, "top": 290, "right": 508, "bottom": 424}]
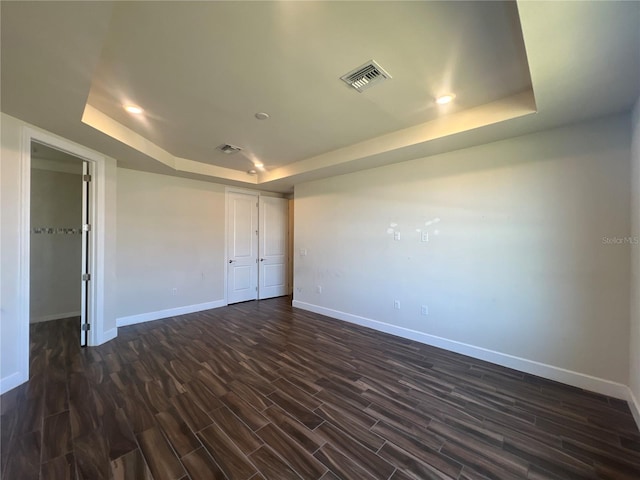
[
  {"left": 340, "top": 60, "right": 392, "bottom": 93},
  {"left": 217, "top": 143, "right": 242, "bottom": 154}
]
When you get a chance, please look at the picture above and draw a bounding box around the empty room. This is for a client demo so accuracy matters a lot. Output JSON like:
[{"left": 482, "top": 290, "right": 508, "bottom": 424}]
[{"left": 1, "top": 1, "right": 640, "bottom": 479}]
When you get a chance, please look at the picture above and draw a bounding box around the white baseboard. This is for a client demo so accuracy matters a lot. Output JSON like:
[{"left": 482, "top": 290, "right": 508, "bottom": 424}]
[
  {"left": 95, "top": 327, "right": 118, "bottom": 346},
  {"left": 628, "top": 388, "right": 640, "bottom": 430},
  {"left": 30, "top": 311, "right": 80, "bottom": 324},
  {"left": 116, "top": 300, "right": 226, "bottom": 327},
  {"left": 292, "top": 301, "right": 630, "bottom": 401},
  {"left": 0, "top": 372, "right": 27, "bottom": 395}
]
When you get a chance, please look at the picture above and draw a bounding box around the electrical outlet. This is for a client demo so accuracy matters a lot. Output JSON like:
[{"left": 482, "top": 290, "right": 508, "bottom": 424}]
[
  {"left": 316, "top": 285, "right": 322, "bottom": 294},
  {"left": 394, "top": 232, "right": 401, "bottom": 241},
  {"left": 421, "top": 232, "right": 429, "bottom": 242},
  {"left": 300, "top": 248, "right": 307, "bottom": 256},
  {"left": 394, "top": 300, "right": 401, "bottom": 310},
  {"left": 172, "top": 288, "right": 178, "bottom": 295},
  {"left": 421, "top": 305, "right": 429, "bottom": 315}
]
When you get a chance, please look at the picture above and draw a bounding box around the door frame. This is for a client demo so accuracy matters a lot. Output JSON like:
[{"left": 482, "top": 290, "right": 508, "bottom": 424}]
[
  {"left": 18, "top": 127, "right": 107, "bottom": 381},
  {"left": 224, "top": 187, "right": 289, "bottom": 304}
]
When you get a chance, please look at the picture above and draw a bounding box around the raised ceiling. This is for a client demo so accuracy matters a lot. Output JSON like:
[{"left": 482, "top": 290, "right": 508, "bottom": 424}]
[
  {"left": 87, "top": 1, "right": 531, "bottom": 170},
  {"left": 2, "top": 1, "right": 639, "bottom": 192}
]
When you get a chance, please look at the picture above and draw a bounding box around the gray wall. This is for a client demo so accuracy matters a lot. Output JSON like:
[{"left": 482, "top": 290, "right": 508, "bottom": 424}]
[
  {"left": 30, "top": 167, "right": 82, "bottom": 322},
  {"left": 294, "top": 113, "right": 631, "bottom": 385},
  {"left": 116, "top": 168, "right": 226, "bottom": 318}
]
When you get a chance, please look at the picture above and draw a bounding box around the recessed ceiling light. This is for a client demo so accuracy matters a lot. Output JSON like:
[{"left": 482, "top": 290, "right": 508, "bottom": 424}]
[
  {"left": 255, "top": 112, "right": 270, "bottom": 120},
  {"left": 435, "top": 94, "right": 455, "bottom": 105},
  {"left": 123, "top": 104, "right": 144, "bottom": 114}
]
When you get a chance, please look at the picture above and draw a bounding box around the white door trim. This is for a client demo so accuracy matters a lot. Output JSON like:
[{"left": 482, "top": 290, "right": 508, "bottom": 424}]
[{"left": 18, "top": 127, "right": 108, "bottom": 384}]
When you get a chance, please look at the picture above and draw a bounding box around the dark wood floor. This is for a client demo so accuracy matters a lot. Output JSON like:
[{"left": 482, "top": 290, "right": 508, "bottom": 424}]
[{"left": 1, "top": 297, "right": 639, "bottom": 480}]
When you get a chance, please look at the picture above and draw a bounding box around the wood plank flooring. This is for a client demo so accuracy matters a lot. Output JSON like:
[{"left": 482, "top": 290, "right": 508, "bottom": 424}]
[{"left": 1, "top": 297, "right": 639, "bottom": 479}]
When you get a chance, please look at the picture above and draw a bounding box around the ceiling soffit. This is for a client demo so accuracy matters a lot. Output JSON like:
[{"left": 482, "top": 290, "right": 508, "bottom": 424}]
[{"left": 81, "top": 1, "right": 536, "bottom": 188}]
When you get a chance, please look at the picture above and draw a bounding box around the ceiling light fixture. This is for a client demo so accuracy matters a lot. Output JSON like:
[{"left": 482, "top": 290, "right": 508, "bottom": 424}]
[
  {"left": 253, "top": 162, "right": 264, "bottom": 169},
  {"left": 123, "top": 104, "right": 144, "bottom": 114},
  {"left": 247, "top": 169, "right": 257, "bottom": 175},
  {"left": 255, "top": 112, "right": 270, "bottom": 120},
  {"left": 435, "top": 94, "right": 455, "bottom": 105}
]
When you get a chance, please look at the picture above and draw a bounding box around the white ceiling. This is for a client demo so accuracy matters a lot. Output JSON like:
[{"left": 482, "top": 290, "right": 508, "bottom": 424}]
[{"left": 2, "top": 1, "right": 639, "bottom": 193}]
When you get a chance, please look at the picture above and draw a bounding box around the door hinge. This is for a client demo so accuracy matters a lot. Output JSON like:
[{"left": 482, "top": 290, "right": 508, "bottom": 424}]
[
  {"left": 83, "top": 174, "right": 92, "bottom": 182},
  {"left": 82, "top": 224, "right": 91, "bottom": 232},
  {"left": 81, "top": 323, "right": 91, "bottom": 331},
  {"left": 82, "top": 273, "right": 91, "bottom": 281}
]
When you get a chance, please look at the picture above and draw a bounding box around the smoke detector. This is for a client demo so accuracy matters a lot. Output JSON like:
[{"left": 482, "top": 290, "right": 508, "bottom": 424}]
[
  {"left": 340, "top": 60, "right": 392, "bottom": 92},
  {"left": 217, "top": 143, "right": 242, "bottom": 154}
]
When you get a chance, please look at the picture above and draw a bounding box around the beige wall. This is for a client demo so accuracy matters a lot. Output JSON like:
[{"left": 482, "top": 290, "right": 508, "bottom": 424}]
[
  {"left": 631, "top": 98, "right": 640, "bottom": 413},
  {"left": 116, "top": 168, "right": 226, "bottom": 319},
  {"left": 294, "top": 113, "right": 632, "bottom": 386},
  {"left": 30, "top": 168, "right": 82, "bottom": 322}
]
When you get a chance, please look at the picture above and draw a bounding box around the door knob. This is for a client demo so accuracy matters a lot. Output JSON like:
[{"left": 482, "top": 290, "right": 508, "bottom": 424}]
[
  {"left": 229, "top": 259, "right": 236, "bottom": 263},
  {"left": 260, "top": 258, "right": 265, "bottom": 262}
]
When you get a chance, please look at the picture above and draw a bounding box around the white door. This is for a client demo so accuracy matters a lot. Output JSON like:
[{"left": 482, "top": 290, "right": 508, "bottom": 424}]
[
  {"left": 259, "top": 197, "right": 288, "bottom": 299},
  {"left": 80, "top": 161, "right": 91, "bottom": 346},
  {"left": 227, "top": 192, "right": 258, "bottom": 304}
]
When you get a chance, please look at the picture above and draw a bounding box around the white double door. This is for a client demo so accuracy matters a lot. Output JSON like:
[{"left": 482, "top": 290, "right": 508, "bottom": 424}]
[{"left": 227, "top": 192, "right": 289, "bottom": 304}]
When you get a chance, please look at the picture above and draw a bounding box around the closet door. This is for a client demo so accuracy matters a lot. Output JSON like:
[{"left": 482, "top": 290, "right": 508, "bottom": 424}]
[
  {"left": 227, "top": 192, "right": 258, "bottom": 304},
  {"left": 258, "top": 197, "right": 288, "bottom": 299}
]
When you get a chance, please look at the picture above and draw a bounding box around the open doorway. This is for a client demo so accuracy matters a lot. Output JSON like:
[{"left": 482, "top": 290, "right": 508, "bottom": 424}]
[
  {"left": 29, "top": 142, "right": 91, "bottom": 347},
  {"left": 2, "top": 126, "right": 110, "bottom": 395}
]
